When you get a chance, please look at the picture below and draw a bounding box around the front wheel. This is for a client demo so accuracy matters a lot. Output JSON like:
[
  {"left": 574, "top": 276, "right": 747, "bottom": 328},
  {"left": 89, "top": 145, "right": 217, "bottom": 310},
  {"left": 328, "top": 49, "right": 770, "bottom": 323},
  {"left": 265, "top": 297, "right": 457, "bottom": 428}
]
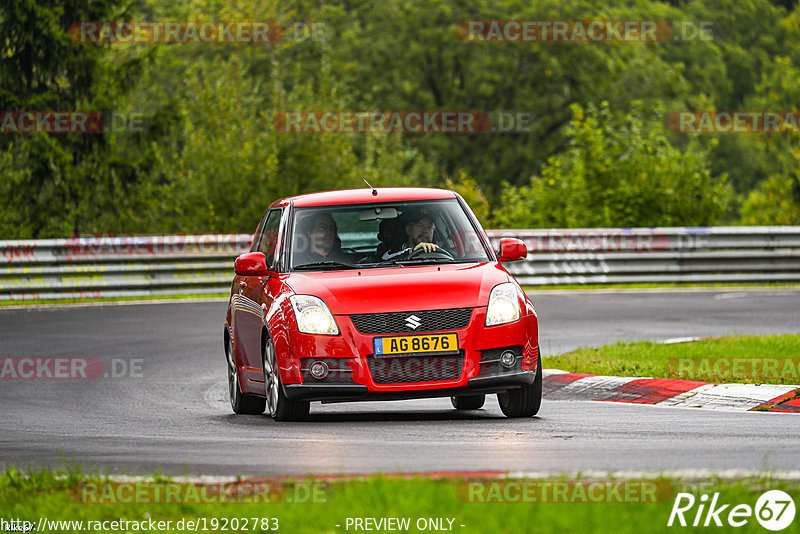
[
  {"left": 451, "top": 394, "right": 486, "bottom": 410},
  {"left": 226, "top": 337, "right": 266, "bottom": 415},
  {"left": 497, "top": 357, "right": 542, "bottom": 418},
  {"left": 263, "top": 337, "right": 309, "bottom": 422}
]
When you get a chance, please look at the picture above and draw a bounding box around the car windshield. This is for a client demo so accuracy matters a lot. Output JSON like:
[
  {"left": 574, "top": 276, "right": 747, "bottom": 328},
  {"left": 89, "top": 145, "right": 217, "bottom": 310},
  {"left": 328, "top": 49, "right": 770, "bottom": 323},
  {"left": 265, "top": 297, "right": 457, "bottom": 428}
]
[{"left": 289, "top": 199, "right": 491, "bottom": 270}]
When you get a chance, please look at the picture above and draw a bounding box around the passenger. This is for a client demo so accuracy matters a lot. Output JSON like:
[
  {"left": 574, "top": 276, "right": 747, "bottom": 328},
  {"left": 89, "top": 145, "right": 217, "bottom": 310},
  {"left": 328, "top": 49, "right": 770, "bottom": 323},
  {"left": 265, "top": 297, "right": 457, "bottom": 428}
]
[
  {"left": 293, "top": 212, "right": 348, "bottom": 266},
  {"left": 376, "top": 218, "right": 398, "bottom": 255},
  {"left": 361, "top": 218, "right": 399, "bottom": 264}
]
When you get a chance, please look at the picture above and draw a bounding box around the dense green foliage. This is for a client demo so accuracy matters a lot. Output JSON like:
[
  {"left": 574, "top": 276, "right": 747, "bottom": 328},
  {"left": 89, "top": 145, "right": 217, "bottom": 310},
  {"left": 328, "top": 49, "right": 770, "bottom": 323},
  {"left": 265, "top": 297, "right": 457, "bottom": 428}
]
[
  {"left": 2, "top": 0, "right": 800, "bottom": 237},
  {"left": 495, "top": 103, "right": 729, "bottom": 228}
]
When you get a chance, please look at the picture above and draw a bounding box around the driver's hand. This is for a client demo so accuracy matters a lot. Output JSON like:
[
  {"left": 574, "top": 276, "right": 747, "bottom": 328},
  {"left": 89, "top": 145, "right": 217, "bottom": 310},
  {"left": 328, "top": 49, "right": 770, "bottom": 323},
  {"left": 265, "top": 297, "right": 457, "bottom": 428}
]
[{"left": 413, "top": 242, "right": 439, "bottom": 253}]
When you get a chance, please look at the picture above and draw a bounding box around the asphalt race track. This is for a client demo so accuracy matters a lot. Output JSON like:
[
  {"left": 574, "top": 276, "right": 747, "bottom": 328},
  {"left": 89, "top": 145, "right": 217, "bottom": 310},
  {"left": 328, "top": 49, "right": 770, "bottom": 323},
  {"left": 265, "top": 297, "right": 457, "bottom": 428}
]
[{"left": 1, "top": 289, "right": 799, "bottom": 477}]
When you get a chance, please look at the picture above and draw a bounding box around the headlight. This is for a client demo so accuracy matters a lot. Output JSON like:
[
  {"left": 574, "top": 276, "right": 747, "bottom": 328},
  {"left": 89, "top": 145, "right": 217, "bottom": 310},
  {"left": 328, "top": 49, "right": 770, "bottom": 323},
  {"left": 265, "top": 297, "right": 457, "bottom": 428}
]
[
  {"left": 485, "top": 283, "right": 520, "bottom": 326},
  {"left": 289, "top": 295, "right": 339, "bottom": 335}
]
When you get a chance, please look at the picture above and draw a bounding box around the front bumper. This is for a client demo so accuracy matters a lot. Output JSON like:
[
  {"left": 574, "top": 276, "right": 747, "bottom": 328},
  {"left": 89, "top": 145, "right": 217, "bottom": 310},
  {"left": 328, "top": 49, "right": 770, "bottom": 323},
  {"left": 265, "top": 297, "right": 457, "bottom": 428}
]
[
  {"left": 284, "top": 369, "right": 537, "bottom": 402},
  {"left": 274, "top": 305, "right": 539, "bottom": 397}
]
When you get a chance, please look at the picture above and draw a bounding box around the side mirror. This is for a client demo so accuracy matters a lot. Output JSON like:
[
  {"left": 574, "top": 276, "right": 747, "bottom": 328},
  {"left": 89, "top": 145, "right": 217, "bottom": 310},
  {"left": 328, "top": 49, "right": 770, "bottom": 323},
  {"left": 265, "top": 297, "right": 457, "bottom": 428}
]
[
  {"left": 234, "top": 252, "right": 274, "bottom": 276},
  {"left": 497, "top": 238, "right": 527, "bottom": 262}
]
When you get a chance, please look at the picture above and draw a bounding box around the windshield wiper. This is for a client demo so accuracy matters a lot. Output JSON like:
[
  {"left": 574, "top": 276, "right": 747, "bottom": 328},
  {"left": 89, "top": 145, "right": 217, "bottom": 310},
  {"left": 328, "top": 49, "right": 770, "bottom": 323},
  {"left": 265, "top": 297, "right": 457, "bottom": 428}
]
[
  {"left": 394, "top": 258, "right": 457, "bottom": 265},
  {"left": 371, "top": 257, "right": 405, "bottom": 267},
  {"left": 293, "top": 261, "right": 355, "bottom": 270},
  {"left": 372, "top": 256, "right": 456, "bottom": 267}
]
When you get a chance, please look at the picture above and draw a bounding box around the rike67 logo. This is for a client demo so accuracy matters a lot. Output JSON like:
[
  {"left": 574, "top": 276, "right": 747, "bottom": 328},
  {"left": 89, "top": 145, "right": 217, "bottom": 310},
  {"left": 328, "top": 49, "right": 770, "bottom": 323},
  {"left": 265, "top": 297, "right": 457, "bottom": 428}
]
[{"left": 668, "top": 490, "right": 796, "bottom": 531}]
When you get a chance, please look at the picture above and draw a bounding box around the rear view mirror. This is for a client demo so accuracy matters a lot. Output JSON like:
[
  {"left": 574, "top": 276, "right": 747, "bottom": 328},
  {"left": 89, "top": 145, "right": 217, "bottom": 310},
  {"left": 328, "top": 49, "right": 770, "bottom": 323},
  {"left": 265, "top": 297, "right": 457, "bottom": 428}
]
[
  {"left": 497, "top": 238, "right": 527, "bottom": 262},
  {"left": 359, "top": 207, "right": 398, "bottom": 221}
]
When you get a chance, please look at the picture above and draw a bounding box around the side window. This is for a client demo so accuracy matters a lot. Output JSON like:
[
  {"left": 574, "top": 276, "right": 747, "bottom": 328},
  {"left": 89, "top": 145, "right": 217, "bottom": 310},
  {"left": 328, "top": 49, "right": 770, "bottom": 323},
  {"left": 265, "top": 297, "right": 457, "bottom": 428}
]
[
  {"left": 250, "top": 213, "right": 268, "bottom": 253},
  {"left": 256, "top": 209, "right": 283, "bottom": 269}
]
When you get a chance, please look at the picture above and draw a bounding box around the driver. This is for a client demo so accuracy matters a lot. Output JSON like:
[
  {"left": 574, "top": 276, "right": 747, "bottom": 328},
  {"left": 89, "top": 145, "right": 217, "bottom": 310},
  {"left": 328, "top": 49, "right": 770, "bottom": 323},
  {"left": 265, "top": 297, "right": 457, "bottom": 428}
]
[
  {"left": 404, "top": 212, "right": 439, "bottom": 253},
  {"left": 379, "top": 208, "right": 442, "bottom": 261}
]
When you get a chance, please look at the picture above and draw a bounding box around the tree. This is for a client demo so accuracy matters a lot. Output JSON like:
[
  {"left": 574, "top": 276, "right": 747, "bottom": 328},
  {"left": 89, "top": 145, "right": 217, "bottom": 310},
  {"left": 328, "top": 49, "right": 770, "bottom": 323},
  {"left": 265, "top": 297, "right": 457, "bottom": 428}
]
[
  {"left": 494, "top": 103, "right": 729, "bottom": 228},
  {"left": 445, "top": 171, "right": 490, "bottom": 226},
  {"left": 0, "top": 0, "right": 134, "bottom": 237},
  {"left": 740, "top": 174, "right": 800, "bottom": 225}
]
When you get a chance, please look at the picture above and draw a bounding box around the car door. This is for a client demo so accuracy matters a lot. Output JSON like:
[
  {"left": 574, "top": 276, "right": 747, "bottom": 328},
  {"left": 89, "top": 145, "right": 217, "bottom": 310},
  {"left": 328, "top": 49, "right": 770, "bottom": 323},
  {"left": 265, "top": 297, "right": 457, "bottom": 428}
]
[{"left": 233, "top": 208, "right": 284, "bottom": 388}]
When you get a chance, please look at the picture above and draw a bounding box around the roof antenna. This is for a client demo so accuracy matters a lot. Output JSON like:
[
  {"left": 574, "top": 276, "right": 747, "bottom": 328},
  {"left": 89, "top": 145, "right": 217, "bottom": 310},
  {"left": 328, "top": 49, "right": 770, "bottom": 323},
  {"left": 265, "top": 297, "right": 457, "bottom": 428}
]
[{"left": 363, "top": 178, "right": 378, "bottom": 196}]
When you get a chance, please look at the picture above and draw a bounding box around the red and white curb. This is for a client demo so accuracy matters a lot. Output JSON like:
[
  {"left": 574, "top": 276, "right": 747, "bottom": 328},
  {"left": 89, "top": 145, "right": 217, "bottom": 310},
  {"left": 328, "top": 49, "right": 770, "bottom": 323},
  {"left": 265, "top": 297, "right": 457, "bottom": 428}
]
[{"left": 542, "top": 369, "right": 800, "bottom": 412}]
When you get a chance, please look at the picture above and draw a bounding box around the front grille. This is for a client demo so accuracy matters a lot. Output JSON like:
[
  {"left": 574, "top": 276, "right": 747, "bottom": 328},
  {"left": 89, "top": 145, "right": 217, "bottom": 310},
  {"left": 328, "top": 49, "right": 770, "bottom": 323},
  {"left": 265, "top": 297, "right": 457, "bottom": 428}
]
[
  {"left": 350, "top": 308, "right": 473, "bottom": 335},
  {"left": 367, "top": 352, "right": 464, "bottom": 384}
]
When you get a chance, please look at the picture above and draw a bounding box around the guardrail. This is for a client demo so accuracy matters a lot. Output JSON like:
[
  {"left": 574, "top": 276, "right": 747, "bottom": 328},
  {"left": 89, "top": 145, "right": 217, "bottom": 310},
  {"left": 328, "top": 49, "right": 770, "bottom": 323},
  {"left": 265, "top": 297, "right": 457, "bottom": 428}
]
[
  {"left": 0, "top": 235, "right": 252, "bottom": 301},
  {"left": 1, "top": 227, "right": 798, "bottom": 300},
  {"left": 487, "top": 227, "right": 800, "bottom": 286}
]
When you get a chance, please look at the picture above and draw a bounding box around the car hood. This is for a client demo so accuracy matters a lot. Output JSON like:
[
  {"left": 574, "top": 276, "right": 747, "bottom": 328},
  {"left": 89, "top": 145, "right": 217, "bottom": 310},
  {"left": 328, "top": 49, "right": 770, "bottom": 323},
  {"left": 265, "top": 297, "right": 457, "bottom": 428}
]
[{"left": 283, "top": 262, "right": 510, "bottom": 314}]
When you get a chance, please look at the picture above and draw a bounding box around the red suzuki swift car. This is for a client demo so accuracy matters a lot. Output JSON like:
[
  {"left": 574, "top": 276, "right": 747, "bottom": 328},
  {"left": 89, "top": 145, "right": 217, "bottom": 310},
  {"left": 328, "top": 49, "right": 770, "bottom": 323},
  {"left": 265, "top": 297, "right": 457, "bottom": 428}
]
[{"left": 224, "top": 187, "right": 540, "bottom": 421}]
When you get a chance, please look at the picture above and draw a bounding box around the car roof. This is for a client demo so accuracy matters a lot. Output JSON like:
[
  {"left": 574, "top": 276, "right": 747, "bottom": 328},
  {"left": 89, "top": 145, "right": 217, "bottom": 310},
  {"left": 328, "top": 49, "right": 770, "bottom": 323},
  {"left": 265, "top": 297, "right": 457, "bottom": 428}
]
[{"left": 280, "top": 187, "right": 457, "bottom": 208}]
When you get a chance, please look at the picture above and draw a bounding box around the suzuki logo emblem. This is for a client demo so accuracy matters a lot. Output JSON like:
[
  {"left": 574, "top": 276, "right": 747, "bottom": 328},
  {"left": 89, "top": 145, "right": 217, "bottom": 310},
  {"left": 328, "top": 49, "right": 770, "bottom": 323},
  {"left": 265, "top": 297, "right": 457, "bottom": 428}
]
[{"left": 405, "top": 315, "right": 422, "bottom": 329}]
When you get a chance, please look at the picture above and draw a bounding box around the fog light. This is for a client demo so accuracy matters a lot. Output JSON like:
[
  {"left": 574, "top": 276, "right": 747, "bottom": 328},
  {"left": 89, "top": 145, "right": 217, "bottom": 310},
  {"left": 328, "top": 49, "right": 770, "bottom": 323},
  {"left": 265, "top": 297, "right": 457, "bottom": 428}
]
[
  {"left": 500, "top": 350, "right": 516, "bottom": 369},
  {"left": 309, "top": 361, "right": 329, "bottom": 379}
]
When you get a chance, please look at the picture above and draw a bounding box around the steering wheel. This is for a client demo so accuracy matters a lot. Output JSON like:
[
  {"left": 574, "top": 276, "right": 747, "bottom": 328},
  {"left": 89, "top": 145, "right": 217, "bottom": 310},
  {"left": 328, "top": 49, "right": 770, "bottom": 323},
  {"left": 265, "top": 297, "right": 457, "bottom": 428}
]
[{"left": 408, "top": 246, "right": 454, "bottom": 261}]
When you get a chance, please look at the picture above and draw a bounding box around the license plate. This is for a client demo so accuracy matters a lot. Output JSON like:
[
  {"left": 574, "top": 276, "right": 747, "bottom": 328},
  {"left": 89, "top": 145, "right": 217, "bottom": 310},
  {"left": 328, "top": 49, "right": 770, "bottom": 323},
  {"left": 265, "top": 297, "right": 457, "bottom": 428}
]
[{"left": 373, "top": 333, "right": 459, "bottom": 357}]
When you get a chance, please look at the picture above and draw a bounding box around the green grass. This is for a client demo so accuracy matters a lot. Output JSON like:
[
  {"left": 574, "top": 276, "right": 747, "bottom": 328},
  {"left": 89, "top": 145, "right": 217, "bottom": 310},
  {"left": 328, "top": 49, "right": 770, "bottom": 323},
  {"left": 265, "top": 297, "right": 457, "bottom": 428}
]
[
  {"left": 544, "top": 334, "right": 800, "bottom": 384},
  {"left": 2, "top": 468, "right": 799, "bottom": 534},
  {"left": 0, "top": 293, "right": 227, "bottom": 307}
]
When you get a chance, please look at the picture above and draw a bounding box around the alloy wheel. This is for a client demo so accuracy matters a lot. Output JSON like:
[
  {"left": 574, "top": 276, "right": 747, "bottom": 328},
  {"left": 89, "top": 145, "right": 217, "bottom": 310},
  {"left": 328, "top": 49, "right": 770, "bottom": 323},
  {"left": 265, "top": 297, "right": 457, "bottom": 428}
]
[
  {"left": 226, "top": 337, "right": 239, "bottom": 410},
  {"left": 264, "top": 338, "right": 280, "bottom": 417}
]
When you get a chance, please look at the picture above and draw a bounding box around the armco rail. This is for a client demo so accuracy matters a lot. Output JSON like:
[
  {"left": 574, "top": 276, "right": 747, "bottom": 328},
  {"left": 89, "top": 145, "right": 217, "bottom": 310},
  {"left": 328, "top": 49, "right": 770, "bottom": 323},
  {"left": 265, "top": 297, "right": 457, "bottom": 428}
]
[
  {"left": 0, "top": 234, "right": 253, "bottom": 301},
  {"left": 1, "top": 227, "right": 798, "bottom": 301},
  {"left": 490, "top": 226, "right": 800, "bottom": 286}
]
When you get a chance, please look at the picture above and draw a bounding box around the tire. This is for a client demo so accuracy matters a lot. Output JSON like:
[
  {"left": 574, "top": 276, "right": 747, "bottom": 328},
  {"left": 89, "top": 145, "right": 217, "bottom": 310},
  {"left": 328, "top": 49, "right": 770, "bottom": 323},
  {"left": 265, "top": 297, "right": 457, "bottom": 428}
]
[
  {"left": 498, "top": 357, "right": 542, "bottom": 418},
  {"left": 263, "top": 336, "right": 310, "bottom": 422},
  {"left": 226, "top": 336, "right": 266, "bottom": 415},
  {"left": 451, "top": 394, "right": 486, "bottom": 410}
]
